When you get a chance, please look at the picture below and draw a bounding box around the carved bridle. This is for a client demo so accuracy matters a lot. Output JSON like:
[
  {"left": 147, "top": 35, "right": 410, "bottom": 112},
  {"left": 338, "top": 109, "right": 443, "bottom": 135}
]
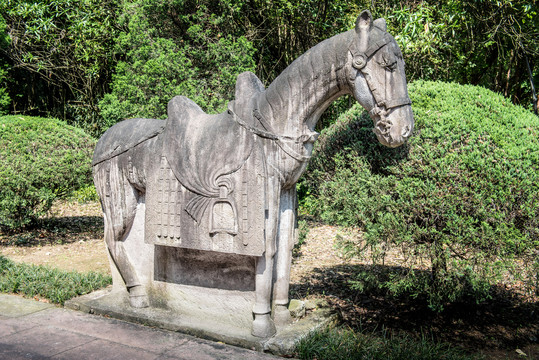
[{"left": 348, "top": 28, "right": 411, "bottom": 119}]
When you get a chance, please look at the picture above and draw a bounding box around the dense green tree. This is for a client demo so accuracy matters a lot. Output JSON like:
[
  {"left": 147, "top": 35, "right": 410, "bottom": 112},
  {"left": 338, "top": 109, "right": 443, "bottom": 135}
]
[
  {"left": 0, "top": 14, "right": 10, "bottom": 115},
  {"left": 374, "top": 0, "right": 539, "bottom": 110},
  {"left": 0, "top": 0, "right": 120, "bottom": 132},
  {"left": 98, "top": 0, "right": 256, "bottom": 134},
  {"left": 223, "top": 0, "right": 352, "bottom": 81},
  {"left": 0, "top": 0, "right": 537, "bottom": 132}
]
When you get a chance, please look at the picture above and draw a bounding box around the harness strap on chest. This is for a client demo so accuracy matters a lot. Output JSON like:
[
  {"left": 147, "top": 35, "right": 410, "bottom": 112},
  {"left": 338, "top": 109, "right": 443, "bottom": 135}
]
[{"left": 228, "top": 106, "right": 312, "bottom": 163}]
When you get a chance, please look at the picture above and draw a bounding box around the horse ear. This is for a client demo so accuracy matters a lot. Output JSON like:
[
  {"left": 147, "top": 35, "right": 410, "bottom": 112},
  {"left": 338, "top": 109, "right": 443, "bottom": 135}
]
[
  {"left": 355, "top": 10, "right": 373, "bottom": 33},
  {"left": 374, "top": 18, "right": 387, "bottom": 31}
]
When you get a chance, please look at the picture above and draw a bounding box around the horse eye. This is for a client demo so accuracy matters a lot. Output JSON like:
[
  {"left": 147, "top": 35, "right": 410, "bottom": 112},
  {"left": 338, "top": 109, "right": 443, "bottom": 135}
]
[{"left": 385, "top": 62, "right": 397, "bottom": 72}]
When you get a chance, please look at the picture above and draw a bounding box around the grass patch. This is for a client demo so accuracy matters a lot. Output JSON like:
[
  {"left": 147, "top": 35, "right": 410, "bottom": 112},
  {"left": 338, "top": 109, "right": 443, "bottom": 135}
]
[
  {"left": 0, "top": 255, "right": 111, "bottom": 305},
  {"left": 296, "top": 326, "right": 481, "bottom": 360}
]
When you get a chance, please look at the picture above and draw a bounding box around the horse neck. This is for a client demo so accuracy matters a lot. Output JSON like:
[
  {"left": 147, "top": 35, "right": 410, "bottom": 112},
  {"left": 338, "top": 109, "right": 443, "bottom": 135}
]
[{"left": 257, "top": 30, "right": 354, "bottom": 135}]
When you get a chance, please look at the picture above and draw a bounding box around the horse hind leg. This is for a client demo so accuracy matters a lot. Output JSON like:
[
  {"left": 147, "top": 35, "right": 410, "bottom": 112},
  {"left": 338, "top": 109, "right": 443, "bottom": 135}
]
[{"left": 94, "top": 159, "right": 149, "bottom": 308}]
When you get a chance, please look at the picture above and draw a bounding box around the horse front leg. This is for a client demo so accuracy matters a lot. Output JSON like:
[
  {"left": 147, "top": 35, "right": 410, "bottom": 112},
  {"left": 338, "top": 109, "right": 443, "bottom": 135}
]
[
  {"left": 252, "top": 177, "right": 280, "bottom": 338},
  {"left": 273, "top": 187, "right": 297, "bottom": 325}
]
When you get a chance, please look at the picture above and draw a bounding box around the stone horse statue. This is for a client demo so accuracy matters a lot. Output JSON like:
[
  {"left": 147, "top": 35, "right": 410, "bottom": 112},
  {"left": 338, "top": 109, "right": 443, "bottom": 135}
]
[{"left": 92, "top": 10, "right": 414, "bottom": 339}]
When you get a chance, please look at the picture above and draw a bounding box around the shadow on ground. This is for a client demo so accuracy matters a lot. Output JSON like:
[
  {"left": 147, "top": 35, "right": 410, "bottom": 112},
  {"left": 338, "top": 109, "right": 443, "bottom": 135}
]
[
  {"left": 290, "top": 263, "right": 539, "bottom": 354},
  {"left": 0, "top": 216, "right": 103, "bottom": 246}
]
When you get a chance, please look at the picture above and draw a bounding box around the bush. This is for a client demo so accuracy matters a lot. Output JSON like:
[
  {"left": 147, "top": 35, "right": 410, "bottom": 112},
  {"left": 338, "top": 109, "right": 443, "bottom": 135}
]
[
  {"left": 0, "top": 116, "right": 95, "bottom": 230},
  {"left": 70, "top": 184, "right": 99, "bottom": 204},
  {"left": 300, "top": 81, "right": 539, "bottom": 310}
]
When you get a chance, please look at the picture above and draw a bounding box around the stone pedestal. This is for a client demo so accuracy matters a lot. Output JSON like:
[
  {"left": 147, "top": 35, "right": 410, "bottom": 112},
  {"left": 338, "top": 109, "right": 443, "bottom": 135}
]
[{"left": 66, "top": 289, "right": 337, "bottom": 356}]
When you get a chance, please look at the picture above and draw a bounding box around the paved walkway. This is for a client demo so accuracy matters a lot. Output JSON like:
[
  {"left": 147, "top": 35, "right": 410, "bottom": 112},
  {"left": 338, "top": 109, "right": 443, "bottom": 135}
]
[{"left": 0, "top": 294, "right": 282, "bottom": 359}]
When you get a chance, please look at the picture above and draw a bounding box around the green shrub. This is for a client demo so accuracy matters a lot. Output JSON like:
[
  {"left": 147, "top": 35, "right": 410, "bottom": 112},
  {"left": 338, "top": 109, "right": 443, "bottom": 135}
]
[
  {"left": 0, "top": 116, "right": 96, "bottom": 230},
  {"left": 70, "top": 183, "right": 99, "bottom": 204},
  {"left": 0, "top": 256, "right": 111, "bottom": 305},
  {"left": 300, "top": 81, "right": 539, "bottom": 310}
]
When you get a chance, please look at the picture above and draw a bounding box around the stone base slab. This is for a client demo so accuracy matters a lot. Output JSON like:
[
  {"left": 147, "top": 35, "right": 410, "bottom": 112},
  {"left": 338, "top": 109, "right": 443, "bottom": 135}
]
[{"left": 65, "top": 288, "right": 338, "bottom": 355}]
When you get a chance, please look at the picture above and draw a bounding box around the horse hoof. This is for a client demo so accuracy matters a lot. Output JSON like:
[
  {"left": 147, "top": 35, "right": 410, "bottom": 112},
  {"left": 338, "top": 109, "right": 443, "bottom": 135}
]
[
  {"left": 273, "top": 304, "right": 292, "bottom": 326},
  {"left": 128, "top": 286, "right": 149, "bottom": 308},
  {"left": 251, "top": 313, "right": 276, "bottom": 338}
]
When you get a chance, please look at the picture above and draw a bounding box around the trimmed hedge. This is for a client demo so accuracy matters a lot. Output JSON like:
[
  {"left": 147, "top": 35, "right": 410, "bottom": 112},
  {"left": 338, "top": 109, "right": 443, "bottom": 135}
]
[
  {"left": 0, "top": 116, "right": 95, "bottom": 230},
  {"left": 300, "top": 81, "right": 539, "bottom": 310}
]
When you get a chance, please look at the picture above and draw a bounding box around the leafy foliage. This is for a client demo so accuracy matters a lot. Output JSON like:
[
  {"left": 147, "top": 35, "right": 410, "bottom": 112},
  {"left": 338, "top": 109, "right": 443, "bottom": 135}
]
[
  {"left": 379, "top": 1, "right": 539, "bottom": 109},
  {"left": 70, "top": 184, "right": 99, "bottom": 204},
  {"left": 0, "top": 116, "right": 95, "bottom": 230},
  {"left": 300, "top": 81, "right": 539, "bottom": 310},
  {"left": 0, "top": 0, "right": 120, "bottom": 132},
  {"left": 0, "top": 255, "right": 111, "bottom": 305},
  {"left": 221, "top": 0, "right": 352, "bottom": 81},
  {"left": 0, "top": 14, "right": 10, "bottom": 115},
  {"left": 1, "top": 1, "right": 536, "bottom": 131},
  {"left": 98, "top": 0, "right": 256, "bottom": 134}
]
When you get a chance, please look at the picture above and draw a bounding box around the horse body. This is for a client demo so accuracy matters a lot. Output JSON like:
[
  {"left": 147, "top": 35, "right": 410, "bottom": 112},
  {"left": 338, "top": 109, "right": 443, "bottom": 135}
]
[{"left": 93, "top": 11, "right": 414, "bottom": 338}]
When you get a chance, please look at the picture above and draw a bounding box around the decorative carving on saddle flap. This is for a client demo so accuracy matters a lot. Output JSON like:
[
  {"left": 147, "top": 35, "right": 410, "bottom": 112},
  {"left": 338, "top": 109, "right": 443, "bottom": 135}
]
[
  {"left": 209, "top": 184, "right": 238, "bottom": 237},
  {"left": 145, "top": 139, "right": 266, "bottom": 257}
]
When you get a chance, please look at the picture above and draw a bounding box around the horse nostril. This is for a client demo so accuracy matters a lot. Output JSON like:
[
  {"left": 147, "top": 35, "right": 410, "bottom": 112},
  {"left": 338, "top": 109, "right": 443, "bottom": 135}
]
[{"left": 402, "top": 125, "right": 411, "bottom": 138}]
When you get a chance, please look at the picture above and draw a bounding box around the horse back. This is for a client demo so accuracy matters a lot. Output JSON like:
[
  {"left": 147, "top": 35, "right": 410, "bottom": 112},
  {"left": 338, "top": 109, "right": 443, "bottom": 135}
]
[{"left": 93, "top": 118, "right": 165, "bottom": 166}]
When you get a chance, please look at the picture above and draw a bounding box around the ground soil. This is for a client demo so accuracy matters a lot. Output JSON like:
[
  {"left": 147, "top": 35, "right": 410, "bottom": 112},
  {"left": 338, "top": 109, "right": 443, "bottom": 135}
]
[
  {"left": 1, "top": 200, "right": 537, "bottom": 359},
  {"left": 0, "top": 201, "right": 109, "bottom": 274}
]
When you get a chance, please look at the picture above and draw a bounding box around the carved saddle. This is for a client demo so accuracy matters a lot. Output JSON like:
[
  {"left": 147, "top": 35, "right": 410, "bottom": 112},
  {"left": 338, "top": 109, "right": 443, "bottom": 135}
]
[{"left": 144, "top": 72, "right": 269, "bottom": 256}]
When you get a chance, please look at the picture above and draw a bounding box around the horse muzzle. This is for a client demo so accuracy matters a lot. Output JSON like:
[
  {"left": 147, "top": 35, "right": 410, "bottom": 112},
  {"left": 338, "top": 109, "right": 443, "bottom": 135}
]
[{"left": 372, "top": 104, "right": 414, "bottom": 148}]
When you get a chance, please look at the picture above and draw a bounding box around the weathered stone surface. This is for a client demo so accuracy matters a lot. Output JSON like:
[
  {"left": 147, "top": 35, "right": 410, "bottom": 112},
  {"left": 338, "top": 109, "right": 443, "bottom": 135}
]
[
  {"left": 91, "top": 9, "right": 413, "bottom": 347},
  {"left": 0, "top": 294, "right": 278, "bottom": 359},
  {"left": 66, "top": 289, "right": 338, "bottom": 356},
  {"left": 0, "top": 294, "right": 54, "bottom": 318},
  {"left": 289, "top": 299, "right": 306, "bottom": 318},
  {"left": 304, "top": 298, "right": 324, "bottom": 310}
]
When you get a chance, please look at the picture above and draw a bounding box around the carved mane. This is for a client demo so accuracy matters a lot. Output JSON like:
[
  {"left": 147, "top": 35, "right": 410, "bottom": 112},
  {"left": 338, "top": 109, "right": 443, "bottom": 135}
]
[{"left": 257, "top": 30, "right": 354, "bottom": 132}]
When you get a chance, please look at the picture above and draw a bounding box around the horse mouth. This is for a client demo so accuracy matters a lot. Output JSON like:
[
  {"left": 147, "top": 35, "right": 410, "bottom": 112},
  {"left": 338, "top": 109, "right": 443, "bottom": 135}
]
[{"left": 373, "top": 108, "right": 414, "bottom": 148}]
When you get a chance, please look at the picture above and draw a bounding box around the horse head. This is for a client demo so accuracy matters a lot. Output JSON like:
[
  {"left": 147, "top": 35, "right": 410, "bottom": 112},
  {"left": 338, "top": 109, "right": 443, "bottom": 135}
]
[{"left": 347, "top": 10, "right": 414, "bottom": 148}]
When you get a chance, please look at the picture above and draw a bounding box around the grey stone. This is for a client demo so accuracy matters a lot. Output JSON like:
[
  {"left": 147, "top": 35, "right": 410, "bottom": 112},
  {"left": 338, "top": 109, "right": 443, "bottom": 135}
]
[
  {"left": 304, "top": 299, "right": 319, "bottom": 310},
  {"left": 0, "top": 294, "right": 54, "bottom": 317},
  {"left": 66, "top": 288, "right": 337, "bottom": 356},
  {"left": 0, "top": 294, "right": 278, "bottom": 359},
  {"left": 91, "top": 9, "right": 413, "bottom": 348},
  {"left": 0, "top": 325, "right": 93, "bottom": 358},
  {"left": 288, "top": 299, "right": 306, "bottom": 318}
]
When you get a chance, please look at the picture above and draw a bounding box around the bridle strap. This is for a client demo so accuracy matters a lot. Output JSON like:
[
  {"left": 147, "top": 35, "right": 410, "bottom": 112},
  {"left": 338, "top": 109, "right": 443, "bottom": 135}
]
[
  {"left": 383, "top": 97, "right": 412, "bottom": 109},
  {"left": 349, "top": 31, "right": 411, "bottom": 112},
  {"left": 364, "top": 34, "right": 392, "bottom": 58},
  {"left": 349, "top": 33, "right": 392, "bottom": 69}
]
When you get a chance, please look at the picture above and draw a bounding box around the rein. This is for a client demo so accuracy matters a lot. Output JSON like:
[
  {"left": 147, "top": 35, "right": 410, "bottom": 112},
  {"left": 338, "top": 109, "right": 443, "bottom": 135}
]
[{"left": 228, "top": 106, "right": 313, "bottom": 163}]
